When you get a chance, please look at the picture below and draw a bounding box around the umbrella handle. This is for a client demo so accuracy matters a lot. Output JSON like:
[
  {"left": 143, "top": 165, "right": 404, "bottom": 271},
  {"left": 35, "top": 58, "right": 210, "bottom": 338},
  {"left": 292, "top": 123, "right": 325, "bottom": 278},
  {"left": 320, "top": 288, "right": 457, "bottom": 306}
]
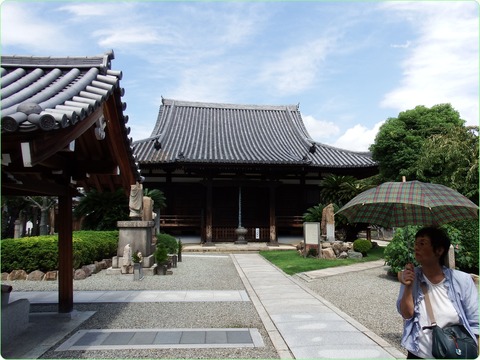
[{"left": 398, "top": 270, "right": 413, "bottom": 285}]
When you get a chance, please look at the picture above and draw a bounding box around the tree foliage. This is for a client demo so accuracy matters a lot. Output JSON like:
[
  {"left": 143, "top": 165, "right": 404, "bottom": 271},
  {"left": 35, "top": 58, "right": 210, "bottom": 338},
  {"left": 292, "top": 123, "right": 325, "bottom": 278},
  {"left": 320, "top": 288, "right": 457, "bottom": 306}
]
[
  {"left": 319, "top": 174, "right": 375, "bottom": 206},
  {"left": 73, "top": 189, "right": 129, "bottom": 230},
  {"left": 416, "top": 126, "right": 478, "bottom": 202},
  {"left": 24, "top": 196, "right": 57, "bottom": 235},
  {"left": 370, "top": 104, "right": 464, "bottom": 181},
  {"left": 143, "top": 188, "right": 166, "bottom": 209}
]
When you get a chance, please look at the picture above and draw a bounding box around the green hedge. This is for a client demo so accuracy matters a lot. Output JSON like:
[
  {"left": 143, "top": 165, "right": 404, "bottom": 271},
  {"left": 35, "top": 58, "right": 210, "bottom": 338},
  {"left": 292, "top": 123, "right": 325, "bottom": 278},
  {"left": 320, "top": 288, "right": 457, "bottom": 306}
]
[
  {"left": 1, "top": 231, "right": 119, "bottom": 273},
  {"left": 384, "top": 221, "right": 479, "bottom": 274},
  {"left": 156, "top": 233, "right": 179, "bottom": 254}
]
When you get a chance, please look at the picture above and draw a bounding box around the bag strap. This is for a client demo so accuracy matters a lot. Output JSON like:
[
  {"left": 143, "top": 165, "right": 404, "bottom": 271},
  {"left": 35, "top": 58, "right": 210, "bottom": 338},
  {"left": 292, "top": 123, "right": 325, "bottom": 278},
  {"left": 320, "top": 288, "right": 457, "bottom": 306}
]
[{"left": 421, "top": 282, "right": 437, "bottom": 327}]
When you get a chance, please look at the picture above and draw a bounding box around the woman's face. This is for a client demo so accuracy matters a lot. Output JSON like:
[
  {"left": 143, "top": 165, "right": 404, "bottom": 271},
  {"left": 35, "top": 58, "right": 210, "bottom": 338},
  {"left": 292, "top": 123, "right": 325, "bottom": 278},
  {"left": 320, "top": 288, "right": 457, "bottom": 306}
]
[{"left": 414, "top": 235, "right": 443, "bottom": 266}]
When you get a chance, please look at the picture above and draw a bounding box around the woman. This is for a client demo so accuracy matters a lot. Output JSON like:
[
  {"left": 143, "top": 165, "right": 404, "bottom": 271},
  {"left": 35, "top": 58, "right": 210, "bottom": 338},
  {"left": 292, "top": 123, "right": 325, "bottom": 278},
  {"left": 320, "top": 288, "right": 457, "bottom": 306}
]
[{"left": 397, "top": 227, "right": 478, "bottom": 359}]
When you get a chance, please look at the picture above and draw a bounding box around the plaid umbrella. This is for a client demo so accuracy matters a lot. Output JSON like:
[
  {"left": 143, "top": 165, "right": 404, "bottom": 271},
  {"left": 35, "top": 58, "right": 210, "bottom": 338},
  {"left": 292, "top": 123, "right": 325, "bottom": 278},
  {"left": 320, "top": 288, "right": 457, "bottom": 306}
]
[{"left": 336, "top": 180, "right": 478, "bottom": 227}]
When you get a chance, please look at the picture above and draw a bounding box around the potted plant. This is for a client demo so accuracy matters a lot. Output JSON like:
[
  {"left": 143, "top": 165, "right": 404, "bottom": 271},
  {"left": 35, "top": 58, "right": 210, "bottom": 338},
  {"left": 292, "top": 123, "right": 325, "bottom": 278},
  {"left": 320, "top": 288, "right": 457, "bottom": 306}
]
[
  {"left": 178, "top": 239, "right": 182, "bottom": 262},
  {"left": 131, "top": 251, "right": 144, "bottom": 281},
  {"left": 154, "top": 243, "right": 168, "bottom": 275}
]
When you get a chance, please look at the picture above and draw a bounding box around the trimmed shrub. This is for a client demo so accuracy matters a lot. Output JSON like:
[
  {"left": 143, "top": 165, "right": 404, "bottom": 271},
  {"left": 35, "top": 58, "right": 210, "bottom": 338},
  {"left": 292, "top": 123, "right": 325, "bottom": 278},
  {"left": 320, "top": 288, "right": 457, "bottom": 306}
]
[
  {"left": 384, "top": 222, "right": 479, "bottom": 274},
  {"left": 384, "top": 226, "right": 420, "bottom": 274},
  {"left": 445, "top": 220, "right": 479, "bottom": 273},
  {"left": 353, "top": 238, "right": 372, "bottom": 256},
  {"left": 1, "top": 231, "right": 118, "bottom": 273},
  {"left": 156, "top": 233, "right": 178, "bottom": 254},
  {"left": 154, "top": 243, "right": 168, "bottom": 265}
]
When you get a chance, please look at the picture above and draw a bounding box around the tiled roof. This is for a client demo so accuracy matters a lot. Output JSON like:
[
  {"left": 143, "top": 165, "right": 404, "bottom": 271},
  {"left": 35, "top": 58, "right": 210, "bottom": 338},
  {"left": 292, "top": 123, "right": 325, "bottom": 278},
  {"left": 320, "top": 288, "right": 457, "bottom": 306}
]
[
  {"left": 134, "top": 98, "right": 376, "bottom": 169},
  {"left": 1, "top": 51, "right": 126, "bottom": 133},
  {"left": 1, "top": 51, "right": 142, "bottom": 193}
]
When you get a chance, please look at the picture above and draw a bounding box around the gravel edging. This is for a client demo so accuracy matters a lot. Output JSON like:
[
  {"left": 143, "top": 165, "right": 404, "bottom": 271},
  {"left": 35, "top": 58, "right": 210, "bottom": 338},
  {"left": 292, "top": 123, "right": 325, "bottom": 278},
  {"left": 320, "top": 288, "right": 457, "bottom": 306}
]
[
  {"left": 7, "top": 254, "right": 279, "bottom": 359},
  {"left": 299, "top": 265, "right": 407, "bottom": 356},
  {"left": 5, "top": 254, "right": 407, "bottom": 358}
]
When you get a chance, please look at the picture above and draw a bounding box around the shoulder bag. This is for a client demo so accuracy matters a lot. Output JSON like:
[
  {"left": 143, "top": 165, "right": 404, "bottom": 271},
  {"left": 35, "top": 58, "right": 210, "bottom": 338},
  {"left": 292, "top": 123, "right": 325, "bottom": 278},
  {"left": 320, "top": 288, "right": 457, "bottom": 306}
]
[{"left": 421, "top": 283, "right": 478, "bottom": 359}]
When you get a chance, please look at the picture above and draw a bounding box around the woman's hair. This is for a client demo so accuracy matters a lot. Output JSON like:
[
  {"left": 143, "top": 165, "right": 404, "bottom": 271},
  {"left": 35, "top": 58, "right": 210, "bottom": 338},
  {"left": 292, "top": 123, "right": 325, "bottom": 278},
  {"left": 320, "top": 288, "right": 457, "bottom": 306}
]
[{"left": 415, "top": 227, "right": 451, "bottom": 266}]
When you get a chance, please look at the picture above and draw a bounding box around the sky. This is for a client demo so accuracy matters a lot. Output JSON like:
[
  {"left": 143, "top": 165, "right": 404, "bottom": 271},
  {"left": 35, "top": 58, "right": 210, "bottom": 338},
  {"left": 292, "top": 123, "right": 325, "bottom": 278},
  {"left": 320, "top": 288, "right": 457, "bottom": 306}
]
[{"left": 1, "top": 0, "right": 478, "bottom": 152}]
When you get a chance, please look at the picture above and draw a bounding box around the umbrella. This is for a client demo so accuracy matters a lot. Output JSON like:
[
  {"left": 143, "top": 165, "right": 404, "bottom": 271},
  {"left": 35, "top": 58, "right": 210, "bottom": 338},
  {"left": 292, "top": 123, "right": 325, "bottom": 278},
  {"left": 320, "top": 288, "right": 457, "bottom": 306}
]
[{"left": 336, "top": 180, "right": 478, "bottom": 228}]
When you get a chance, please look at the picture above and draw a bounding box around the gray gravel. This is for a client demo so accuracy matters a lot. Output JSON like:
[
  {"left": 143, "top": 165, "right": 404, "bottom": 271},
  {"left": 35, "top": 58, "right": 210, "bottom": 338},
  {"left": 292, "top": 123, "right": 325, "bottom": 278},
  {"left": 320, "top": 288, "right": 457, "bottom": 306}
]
[
  {"left": 5, "top": 254, "right": 407, "bottom": 358},
  {"left": 299, "top": 265, "right": 406, "bottom": 356},
  {"left": 7, "top": 254, "right": 279, "bottom": 359}
]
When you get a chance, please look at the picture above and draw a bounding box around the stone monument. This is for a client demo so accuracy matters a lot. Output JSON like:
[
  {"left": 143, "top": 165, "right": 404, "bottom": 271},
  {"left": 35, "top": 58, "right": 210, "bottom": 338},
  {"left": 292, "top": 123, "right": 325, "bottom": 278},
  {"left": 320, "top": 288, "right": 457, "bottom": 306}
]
[
  {"left": 107, "top": 183, "right": 156, "bottom": 277},
  {"left": 129, "top": 182, "right": 143, "bottom": 220},
  {"left": 321, "top": 203, "right": 335, "bottom": 242}
]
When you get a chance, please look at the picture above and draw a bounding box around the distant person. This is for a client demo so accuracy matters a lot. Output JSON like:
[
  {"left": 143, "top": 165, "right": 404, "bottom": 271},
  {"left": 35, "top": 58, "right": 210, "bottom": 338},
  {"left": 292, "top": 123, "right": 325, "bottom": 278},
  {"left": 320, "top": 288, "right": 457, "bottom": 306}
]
[{"left": 397, "top": 227, "right": 478, "bottom": 359}]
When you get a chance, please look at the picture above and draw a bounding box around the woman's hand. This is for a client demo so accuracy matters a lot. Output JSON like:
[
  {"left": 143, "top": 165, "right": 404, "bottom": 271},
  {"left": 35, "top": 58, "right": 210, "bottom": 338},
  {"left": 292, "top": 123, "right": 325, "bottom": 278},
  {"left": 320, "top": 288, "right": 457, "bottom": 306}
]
[
  {"left": 398, "top": 263, "right": 415, "bottom": 319},
  {"left": 398, "top": 263, "right": 415, "bottom": 286}
]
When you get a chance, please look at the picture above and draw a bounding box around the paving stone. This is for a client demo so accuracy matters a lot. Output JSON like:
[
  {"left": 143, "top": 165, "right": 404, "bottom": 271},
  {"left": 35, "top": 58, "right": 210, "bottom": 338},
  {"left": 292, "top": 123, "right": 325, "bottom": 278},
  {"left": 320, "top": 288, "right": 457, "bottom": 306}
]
[
  {"left": 153, "top": 331, "right": 182, "bottom": 344},
  {"left": 227, "top": 330, "right": 252, "bottom": 344},
  {"left": 180, "top": 331, "right": 206, "bottom": 344},
  {"left": 102, "top": 331, "right": 135, "bottom": 345},
  {"left": 205, "top": 331, "right": 228, "bottom": 344},
  {"left": 73, "top": 331, "right": 108, "bottom": 346},
  {"left": 130, "top": 331, "right": 157, "bottom": 345}
]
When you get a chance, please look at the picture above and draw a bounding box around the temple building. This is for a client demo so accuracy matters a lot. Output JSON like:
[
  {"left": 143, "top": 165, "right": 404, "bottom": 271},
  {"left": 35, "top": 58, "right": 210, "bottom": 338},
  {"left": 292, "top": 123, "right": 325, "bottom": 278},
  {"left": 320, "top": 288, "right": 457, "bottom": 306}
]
[{"left": 134, "top": 98, "right": 377, "bottom": 244}]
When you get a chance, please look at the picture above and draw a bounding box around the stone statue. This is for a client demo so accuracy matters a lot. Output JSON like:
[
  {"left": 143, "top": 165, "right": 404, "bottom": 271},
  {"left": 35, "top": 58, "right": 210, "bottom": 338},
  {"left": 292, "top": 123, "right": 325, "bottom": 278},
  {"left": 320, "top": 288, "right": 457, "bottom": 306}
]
[
  {"left": 143, "top": 196, "right": 153, "bottom": 221},
  {"left": 129, "top": 182, "right": 143, "bottom": 219},
  {"left": 122, "top": 244, "right": 132, "bottom": 267},
  {"left": 321, "top": 203, "right": 335, "bottom": 242}
]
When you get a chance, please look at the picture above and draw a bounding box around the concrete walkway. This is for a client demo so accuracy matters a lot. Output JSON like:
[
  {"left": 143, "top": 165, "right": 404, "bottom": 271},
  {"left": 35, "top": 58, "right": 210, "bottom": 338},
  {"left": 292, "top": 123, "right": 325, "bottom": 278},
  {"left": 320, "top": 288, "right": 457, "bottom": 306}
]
[
  {"left": 232, "top": 254, "right": 403, "bottom": 359},
  {"left": 3, "top": 254, "right": 404, "bottom": 359}
]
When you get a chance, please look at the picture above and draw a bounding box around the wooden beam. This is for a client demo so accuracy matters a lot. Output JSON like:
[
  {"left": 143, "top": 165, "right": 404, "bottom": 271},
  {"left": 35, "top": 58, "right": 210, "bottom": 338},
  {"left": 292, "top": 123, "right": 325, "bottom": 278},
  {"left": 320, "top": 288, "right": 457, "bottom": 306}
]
[
  {"left": 58, "top": 188, "right": 73, "bottom": 313},
  {"left": 27, "top": 107, "right": 104, "bottom": 167},
  {"left": 2, "top": 179, "right": 71, "bottom": 196},
  {"left": 269, "top": 184, "right": 278, "bottom": 245},
  {"left": 102, "top": 99, "right": 136, "bottom": 188},
  {"left": 205, "top": 178, "right": 213, "bottom": 245}
]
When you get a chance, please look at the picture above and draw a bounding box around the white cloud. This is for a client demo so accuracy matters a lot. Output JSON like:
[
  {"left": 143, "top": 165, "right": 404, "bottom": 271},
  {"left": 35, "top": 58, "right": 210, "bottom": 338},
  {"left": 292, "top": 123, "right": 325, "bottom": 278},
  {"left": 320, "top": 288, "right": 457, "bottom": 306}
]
[
  {"left": 58, "top": 3, "right": 125, "bottom": 17},
  {"left": 332, "top": 121, "right": 384, "bottom": 152},
  {"left": 0, "top": 2, "right": 73, "bottom": 53},
  {"left": 390, "top": 41, "right": 411, "bottom": 49},
  {"left": 258, "top": 38, "right": 334, "bottom": 95},
  {"left": 380, "top": 2, "right": 478, "bottom": 126},
  {"left": 167, "top": 64, "right": 236, "bottom": 103},
  {"left": 302, "top": 115, "right": 340, "bottom": 141},
  {"left": 93, "top": 27, "right": 169, "bottom": 48}
]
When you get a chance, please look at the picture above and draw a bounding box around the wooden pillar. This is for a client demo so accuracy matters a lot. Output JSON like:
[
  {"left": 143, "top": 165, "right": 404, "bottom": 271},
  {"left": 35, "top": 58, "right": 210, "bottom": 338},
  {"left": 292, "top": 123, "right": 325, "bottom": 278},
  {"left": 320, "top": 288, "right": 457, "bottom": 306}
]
[
  {"left": 58, "top": 188, "right": 73, "bottom": 313},
  {"left": 268, "top": 184, "right": 278, "bottom": 246},
  {"left": 204, "top": 179, "right": 213, "bottom": 246}
]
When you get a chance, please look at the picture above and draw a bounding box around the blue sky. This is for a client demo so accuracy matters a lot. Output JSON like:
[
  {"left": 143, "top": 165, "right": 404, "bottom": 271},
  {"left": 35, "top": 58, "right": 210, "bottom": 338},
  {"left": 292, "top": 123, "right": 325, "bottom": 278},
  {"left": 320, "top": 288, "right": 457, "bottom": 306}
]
[{"left": 1, "top": 1, "right": 478, "bottom": 151}]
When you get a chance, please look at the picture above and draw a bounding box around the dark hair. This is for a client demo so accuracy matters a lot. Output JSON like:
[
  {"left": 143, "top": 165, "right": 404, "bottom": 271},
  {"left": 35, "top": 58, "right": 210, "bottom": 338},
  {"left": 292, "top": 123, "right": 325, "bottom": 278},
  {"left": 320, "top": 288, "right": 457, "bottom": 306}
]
[{"left": 415, "top": 227, "right": 451, "bottom": 266}]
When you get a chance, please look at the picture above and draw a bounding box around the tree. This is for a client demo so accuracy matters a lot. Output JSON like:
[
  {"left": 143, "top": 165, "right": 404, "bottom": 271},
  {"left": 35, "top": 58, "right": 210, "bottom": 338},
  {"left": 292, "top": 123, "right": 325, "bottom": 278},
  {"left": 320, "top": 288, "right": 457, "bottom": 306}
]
[
  {"left": 73, "top": 189, "right": 129, "bottom": 230},
  {"left": 370, "top": 104, "right": 464, "bottom": 181},
  {"left": 319, "top": 174, "right": 377, "bottom": 206},
  {"left": 1, "top": 196, "right": 30, "bottom": 238},
  {"left": 416, "top": 126, "right": 478, "bottom": 203},
  {"left": 24, "top": 196, "right": 57, "bottom": 235},
  {"left": 143, "top": 188, "right": 166, "bottom": 233}
]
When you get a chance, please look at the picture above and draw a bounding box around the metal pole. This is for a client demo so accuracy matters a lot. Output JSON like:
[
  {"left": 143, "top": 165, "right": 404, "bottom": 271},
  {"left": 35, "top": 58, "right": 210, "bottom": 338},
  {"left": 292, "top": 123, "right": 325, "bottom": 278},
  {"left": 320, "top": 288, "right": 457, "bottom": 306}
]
[{"left": 238, "top": 186, "right": 242, "bottom": 227}]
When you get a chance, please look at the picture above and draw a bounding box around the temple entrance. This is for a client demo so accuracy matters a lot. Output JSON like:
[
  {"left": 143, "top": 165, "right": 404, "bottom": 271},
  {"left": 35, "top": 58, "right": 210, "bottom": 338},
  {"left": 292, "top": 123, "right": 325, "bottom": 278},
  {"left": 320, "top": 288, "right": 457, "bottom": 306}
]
[{"left": 212, "top": 186, "right": 269, "bottom": 242}]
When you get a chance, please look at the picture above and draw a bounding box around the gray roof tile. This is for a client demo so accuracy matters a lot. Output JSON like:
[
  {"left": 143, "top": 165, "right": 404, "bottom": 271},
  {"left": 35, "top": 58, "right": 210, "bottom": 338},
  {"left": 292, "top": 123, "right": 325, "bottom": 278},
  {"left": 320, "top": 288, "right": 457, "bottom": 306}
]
[
  {"left": 1, "top": 51, "right": 123, "bottom": 133},
  {"left": 134, "top": 98, "right": 376, "bottom": 169}
]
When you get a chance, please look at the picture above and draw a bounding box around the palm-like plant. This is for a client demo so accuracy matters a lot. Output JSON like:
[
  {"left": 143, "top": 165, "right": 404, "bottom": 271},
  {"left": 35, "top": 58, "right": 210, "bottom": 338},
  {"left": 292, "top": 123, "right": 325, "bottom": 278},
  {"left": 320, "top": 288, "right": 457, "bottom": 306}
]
[
  {"left": 319, "top": 174, "right": 359, "bottom": 205},
  {"left": 143, "top": 188, "right": 167, "bottom": 233},
  {"left": 73, "top": 189, "right": 129, "bottom": 230},
  {"left": 302, "top": 204, "right": 326, "bottom": 222},
  {"left": 143, "top": 188, "right": 166, "bottom": 209}
]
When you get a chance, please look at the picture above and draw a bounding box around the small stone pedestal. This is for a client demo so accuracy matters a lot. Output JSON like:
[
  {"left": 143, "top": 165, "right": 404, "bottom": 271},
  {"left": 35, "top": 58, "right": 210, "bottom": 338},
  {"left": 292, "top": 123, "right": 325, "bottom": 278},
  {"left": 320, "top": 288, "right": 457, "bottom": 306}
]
[
  {"left": 117, "top": 220, "right": 155, "bottom": 257},
  {"left": 234, "top": 226, "right": 248, "bottom": 245},
  {"left": 133, "top": 263, "right": 144, "bottom": 281},
  {"left": 106, "top": 220, "right": 157, "bottom": 277}
]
